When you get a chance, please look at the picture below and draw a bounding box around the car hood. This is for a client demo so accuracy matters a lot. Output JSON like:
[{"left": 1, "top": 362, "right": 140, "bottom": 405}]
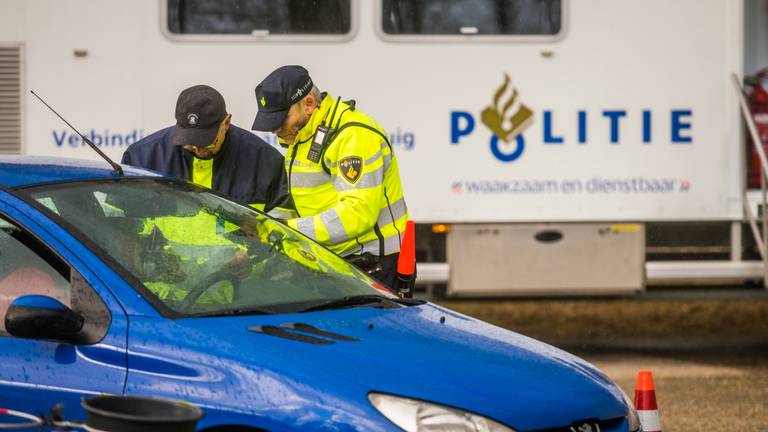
[{"left": 173, "top": 302, "right": 627, "bottom": 430}]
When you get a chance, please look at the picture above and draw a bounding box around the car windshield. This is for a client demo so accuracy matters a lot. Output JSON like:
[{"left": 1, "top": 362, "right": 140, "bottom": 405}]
[{"left": 23, "top": 179, "right": 397, "bottom": 316}]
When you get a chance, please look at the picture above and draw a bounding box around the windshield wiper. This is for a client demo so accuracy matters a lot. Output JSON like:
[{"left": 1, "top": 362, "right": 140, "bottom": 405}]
[
  {"left": 188, "top": 307, "right": 275, "bottom": 318},
  {"left": 299, "top": 294, "right": 420, "bottom": 313}
]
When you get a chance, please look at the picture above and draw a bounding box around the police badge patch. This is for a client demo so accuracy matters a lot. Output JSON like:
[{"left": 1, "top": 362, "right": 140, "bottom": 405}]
[
  {"left": 339, "top": 156, "right": 363, "bottom": 184},
  {"left": 298, "top": 249, "right": 317, "bottom": 262}
]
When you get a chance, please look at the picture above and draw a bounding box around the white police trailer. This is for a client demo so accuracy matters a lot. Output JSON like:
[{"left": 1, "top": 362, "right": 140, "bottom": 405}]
[{"left": 1, "top": 0, "right": 767, "bottom": 296}]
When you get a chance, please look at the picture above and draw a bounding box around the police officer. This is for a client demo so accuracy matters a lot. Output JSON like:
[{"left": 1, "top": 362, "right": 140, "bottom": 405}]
[
  {"left": 251, "top": 65, "right": 408, "bottom": 290},
  {"left": 122, "top": 85, "right": 291, "bottom": 215}
]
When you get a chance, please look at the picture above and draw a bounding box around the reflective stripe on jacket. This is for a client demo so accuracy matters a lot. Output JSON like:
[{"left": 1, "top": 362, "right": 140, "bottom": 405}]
[{"left": 284, "top": 94, "right": 408, "bottom": 257}]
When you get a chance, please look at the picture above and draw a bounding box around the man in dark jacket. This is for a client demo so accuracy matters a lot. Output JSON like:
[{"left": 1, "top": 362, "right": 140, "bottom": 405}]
[{"left": 122, "top": 85, "right": 291, "bottom": 214}]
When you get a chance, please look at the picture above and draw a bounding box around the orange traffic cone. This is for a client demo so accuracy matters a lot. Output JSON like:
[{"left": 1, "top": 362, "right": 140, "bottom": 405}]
[
  {"left": 396, "top": 220, "right": 416, "bottom": 298},
  {"left": 634, "top": 370, "right": 662, "bottom": 432}
]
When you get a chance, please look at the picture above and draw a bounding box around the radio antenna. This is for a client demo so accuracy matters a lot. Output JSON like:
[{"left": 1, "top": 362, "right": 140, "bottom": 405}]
[{"left": 30, "top": 90, "right": 124, "bottom": 176}]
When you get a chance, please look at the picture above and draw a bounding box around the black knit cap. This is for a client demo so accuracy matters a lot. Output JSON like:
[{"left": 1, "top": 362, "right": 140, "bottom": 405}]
[
  {"left": 172, "top": 85, "right": 227, "bottom": 147},
  {"left": 251, "top": 65, "right": 313, "bottom": 132}
]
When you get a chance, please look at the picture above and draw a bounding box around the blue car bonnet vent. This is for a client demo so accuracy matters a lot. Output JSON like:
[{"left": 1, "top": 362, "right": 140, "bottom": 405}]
[{"left": 248, "top": 323, "right": 361, "bottom": 345}]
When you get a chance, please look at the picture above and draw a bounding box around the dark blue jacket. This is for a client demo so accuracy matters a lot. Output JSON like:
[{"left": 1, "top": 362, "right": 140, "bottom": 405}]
[{"left": 121, "top": 125, "right": 291, "bottom": 212}]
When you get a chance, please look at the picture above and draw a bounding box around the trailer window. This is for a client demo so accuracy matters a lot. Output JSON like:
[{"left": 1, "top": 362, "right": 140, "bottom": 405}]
[
  {"left": 381, "top": 0, "right": 562, "bottom": 37},
  {"left": 166, "top": 0, "right": 351, "bottom": 36}
]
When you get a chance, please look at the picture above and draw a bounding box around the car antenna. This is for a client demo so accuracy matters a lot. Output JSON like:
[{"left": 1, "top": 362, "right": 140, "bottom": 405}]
[{"left": 30, "top": 90, "right": 124, "bottom": 176}]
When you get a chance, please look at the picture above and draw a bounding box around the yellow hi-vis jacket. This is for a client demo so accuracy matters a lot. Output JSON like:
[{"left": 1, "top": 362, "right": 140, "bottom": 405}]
[
  {"left": 282, "top": 94, "right": 408, "bottom": 258},
  {"left": 139, "top": 212, "right": 243, "bottom": 304}
]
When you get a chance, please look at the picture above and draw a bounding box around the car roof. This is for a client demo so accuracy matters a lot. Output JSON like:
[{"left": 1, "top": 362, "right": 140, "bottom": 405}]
[{"left": 0, "top": 155, "right": 163, "bottom": 188}]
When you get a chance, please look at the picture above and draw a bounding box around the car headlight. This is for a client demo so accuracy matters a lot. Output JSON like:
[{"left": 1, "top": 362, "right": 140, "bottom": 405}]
[
  {"left": 368, "top": 393, "right": 516, "bottom": 432},
  {"left": 620, "top": 389, "right": 642, "bottom": 432}
]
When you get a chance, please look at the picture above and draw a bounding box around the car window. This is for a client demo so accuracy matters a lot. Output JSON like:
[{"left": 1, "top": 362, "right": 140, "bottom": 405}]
[
  {"left": 25, "top": 180, "right": 395, "bottom": 317},
  {"left": 0, "top": 217, "right": 71, "bottom": 334}
]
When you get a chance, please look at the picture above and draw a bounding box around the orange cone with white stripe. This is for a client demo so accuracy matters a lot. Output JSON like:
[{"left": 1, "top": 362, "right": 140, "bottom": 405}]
[
  {"left": 396, "top": 220, "right": 416, "bottom": 298},
  {"left": 634, "top": 370, "right": 662, "bottom": 432}
]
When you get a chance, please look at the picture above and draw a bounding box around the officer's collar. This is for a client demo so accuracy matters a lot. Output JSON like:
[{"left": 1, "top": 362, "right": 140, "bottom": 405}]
[
  {"left": 290, "top": 93, "right": 337, "bottom": 146},
  {"left": 214, "top": 130, "right": 231, "bottom": 158},
  {"left": 179, "top": 129, "right": 231, "bottom": 161}
]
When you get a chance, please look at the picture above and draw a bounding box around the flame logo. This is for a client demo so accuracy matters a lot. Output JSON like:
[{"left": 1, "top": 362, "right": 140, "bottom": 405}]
[{"left": 481, "top": 74, "right": 534, "bottom": 143}]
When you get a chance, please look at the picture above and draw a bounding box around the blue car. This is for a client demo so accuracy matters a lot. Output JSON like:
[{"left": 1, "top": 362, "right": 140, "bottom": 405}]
[{"left": 0, "top": 156, "right": 640, "bottom": 431}]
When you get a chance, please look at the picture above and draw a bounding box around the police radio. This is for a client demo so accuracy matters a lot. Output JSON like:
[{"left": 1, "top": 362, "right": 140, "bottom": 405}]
[{"left": 307, "top": 126, "right": 329, "bottom": 163}]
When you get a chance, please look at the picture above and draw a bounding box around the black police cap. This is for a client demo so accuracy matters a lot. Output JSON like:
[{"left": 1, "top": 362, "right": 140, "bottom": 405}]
[{"left": 251, "top": 65, "right": 314, "bottom": 132}]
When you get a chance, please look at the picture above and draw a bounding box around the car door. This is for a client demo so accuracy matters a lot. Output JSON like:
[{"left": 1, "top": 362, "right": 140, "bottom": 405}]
[{"left": 0, "top": 194, "right": 128, "bottom": 423}]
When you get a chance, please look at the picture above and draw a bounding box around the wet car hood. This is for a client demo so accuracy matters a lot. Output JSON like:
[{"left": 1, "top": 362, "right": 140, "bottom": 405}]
[{"left": 170, "top": 302, "right": 627, "bottom": 430}]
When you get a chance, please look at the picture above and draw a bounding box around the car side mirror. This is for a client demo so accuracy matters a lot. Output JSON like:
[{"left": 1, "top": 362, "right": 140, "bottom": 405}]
[{"left": 5, "top": 295, "right": 85, "bottom": 344}]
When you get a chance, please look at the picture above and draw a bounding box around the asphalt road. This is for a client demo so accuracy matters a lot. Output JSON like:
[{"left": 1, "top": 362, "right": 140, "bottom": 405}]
[
  {"left": 581, "top": 350, "right": 768, "bottom": 431},
  {"left": 437, "top": 296, "right": 768, "bottom": 431}
]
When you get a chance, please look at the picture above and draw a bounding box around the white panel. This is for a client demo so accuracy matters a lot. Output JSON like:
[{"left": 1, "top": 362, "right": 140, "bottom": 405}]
[
  {"left": 391, "top": 0, "right": 744, "bottom": 222},
  {"left": 3, "top": 0, "right": 745, "bottom": 221}
]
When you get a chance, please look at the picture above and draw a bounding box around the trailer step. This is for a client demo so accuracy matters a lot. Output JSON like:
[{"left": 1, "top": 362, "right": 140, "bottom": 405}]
[
  {"left": 416, "top": 261, "right": 765, "bottom": 285},
  {"left": 646, "top": 261, "right": 764, "bottom": 281}
]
